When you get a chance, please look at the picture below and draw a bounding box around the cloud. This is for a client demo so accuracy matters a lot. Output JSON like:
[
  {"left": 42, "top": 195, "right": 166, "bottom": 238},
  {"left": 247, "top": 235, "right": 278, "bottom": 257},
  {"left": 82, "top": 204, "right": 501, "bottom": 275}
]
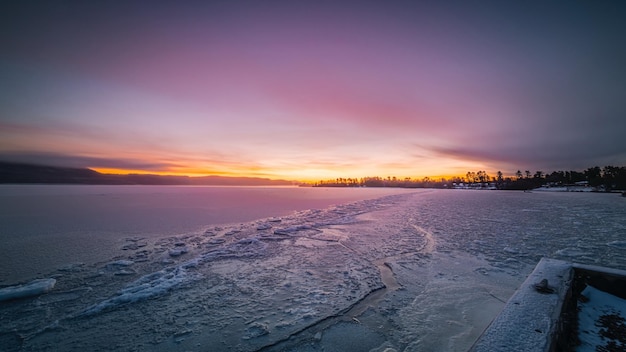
[
  {"left": 0, "top": 152, "right": 174, "bottom": 171},
  {"left": 425, "top": 138, "right": 626, "bottom": 174},
  {"left": 2, "top": 1, "right": 626, "bottom": 180}
]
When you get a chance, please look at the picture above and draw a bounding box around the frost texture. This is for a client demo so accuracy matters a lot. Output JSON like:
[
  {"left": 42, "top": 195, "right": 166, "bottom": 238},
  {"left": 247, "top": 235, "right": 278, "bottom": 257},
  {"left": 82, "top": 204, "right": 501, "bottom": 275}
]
[{"left": 1, "top": 190, "right": 625, "bottom": 352}]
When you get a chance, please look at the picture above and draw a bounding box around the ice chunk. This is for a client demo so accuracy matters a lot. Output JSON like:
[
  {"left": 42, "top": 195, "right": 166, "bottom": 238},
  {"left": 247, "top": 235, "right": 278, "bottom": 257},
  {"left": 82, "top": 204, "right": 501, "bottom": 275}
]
[
  {"left": 503, "top": 247, "right": 519, "bottom": 254},
  {"left": 0, "top": 278, "right": 56, "bottom": 302},
  {"left": 607, "top": 241, "right": 626, "bottom": 249},
  {"left": 169, "top": 247, "right": 188, "bottom": 257},
  {"left": 256, "top": 223, "right": 272, "bottom": 231},
  {"left": 113, "top": 269, "right": 136, "bottom": 276},
  {"left": 273, "top": 224, "right": 317, "bottom": 236},
  {"left": 243, "top": 322, "right": 270, "bottom": 340},
  {"left": 79, "top": 266, "right": 195, "bottom": 316},
  {"left": 555, "top": 247, "right": 590, "bottom": 257},
  {"left": 106, "top": 260, "right": 134, "bottom": 267}
]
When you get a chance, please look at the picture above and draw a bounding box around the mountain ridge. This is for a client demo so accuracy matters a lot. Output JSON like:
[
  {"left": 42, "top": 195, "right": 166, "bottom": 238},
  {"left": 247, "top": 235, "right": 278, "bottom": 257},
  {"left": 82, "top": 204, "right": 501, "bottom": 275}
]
[{"left": 0, "top": 162, "right": 293, "bottom": 186}]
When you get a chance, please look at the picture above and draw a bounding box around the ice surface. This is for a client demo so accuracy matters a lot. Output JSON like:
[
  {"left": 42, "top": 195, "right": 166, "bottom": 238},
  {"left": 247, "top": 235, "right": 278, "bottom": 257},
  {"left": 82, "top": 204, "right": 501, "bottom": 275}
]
[
  {"left": 577, "top": 286, "right": 626, "bottom": 352},
  {"left": 0, "top": 189, "right": 625, "bottom": 351},
  {"left": 0, "top": 278, "right": 56, "bottom": 302},
  {"left": 0, "top": 185, "right": 407, "bottom": 284}
]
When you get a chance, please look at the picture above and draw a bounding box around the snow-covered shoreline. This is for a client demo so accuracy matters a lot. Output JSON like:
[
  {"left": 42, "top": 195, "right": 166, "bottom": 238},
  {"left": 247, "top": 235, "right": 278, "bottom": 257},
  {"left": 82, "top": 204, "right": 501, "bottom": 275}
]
[{"left": 532, "top": 186, "right": 595, "bottom": 192}]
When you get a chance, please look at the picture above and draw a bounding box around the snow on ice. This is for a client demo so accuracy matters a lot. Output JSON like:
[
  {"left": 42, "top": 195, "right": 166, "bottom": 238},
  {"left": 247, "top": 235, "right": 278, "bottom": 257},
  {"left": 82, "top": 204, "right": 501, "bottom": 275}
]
[
  {"left": 577, "top": 286, "right": 626, "bottom": 352},
  {"left": 1, "top": 190, "right": 625, "bottom": 352}
]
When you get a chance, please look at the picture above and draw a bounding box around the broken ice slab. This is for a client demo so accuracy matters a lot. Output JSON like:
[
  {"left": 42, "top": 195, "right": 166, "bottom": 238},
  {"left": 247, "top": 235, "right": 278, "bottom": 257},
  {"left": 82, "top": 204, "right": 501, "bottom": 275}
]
[{"left": 0, "top": 278, "right": 57, "bottom": 302}]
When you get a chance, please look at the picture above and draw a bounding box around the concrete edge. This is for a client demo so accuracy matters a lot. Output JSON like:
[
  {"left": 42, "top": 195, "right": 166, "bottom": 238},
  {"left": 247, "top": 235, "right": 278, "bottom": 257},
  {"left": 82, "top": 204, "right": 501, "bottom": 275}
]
[{"left": 469, "top": 258, "right": 573, "bottom": 352}]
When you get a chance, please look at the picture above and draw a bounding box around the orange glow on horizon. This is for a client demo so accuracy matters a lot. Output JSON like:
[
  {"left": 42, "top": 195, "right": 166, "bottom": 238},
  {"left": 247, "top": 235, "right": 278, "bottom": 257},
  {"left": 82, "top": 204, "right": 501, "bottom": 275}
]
[
  {"left": 92, "top": 166, "right": 484, "bottom": 183},
  {"left": 91, "top": 167, "right": 233, "bottom": 178}
]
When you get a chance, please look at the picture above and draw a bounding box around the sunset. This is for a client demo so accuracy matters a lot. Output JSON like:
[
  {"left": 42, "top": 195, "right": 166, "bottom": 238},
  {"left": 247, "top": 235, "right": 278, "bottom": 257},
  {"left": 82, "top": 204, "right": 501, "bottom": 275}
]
[
  {"left": 2, "top": 2, "right": 626, "bottom": 352},
  {"left": 2, "top": 1, "right": 625, "bottom": 181}
]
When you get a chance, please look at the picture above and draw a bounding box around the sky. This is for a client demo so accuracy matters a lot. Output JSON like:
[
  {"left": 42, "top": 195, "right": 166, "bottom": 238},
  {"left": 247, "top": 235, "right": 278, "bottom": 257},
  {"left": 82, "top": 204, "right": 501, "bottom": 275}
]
[{"left": 1, "top": 1, "right": 625, "bottom": 181}]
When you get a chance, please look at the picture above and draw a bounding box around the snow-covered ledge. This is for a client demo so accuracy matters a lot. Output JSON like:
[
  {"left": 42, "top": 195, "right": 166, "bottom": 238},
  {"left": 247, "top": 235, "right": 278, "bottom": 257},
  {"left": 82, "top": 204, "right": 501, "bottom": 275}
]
[{"left": 469, "top": 258, "right": 574, "bottom": 352}]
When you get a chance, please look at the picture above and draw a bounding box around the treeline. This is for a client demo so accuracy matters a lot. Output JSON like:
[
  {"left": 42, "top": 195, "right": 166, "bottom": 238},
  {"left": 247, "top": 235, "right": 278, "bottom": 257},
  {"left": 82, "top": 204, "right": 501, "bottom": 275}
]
[
  {"left": 470, "top": 166, "right": 626, "bottom": 191},
  {"left": 313, "top": 176, "right": 450, "bottom": 188},
  {"left": 312, "top": 165, "right": 626, "bottom": 191}
]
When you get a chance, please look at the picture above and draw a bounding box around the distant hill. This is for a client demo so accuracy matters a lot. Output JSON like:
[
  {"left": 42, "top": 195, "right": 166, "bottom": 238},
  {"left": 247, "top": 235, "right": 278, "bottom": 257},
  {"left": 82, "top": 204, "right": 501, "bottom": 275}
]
[{"left": 0, "top": 162, "right": 293, "bottom": 186}]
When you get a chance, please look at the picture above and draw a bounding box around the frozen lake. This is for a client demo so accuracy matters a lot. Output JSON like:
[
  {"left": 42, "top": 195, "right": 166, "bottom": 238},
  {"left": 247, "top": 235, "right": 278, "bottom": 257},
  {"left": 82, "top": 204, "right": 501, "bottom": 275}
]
[
  {"left": 0, "top": 185, "right": 408, "bottom": 284},
  {"left": 1, "top": 186, "right": 625, "bottom": 351}
]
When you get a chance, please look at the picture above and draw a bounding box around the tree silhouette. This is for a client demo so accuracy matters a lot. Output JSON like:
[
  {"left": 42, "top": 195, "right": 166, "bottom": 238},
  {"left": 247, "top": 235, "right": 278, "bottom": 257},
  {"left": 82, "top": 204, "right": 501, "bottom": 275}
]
[
  {"left": 585, "top": 167, "right": 602, "bottom": 187},
  {"left": 313, "top": 165, "right": 626, "bottom": 191}
]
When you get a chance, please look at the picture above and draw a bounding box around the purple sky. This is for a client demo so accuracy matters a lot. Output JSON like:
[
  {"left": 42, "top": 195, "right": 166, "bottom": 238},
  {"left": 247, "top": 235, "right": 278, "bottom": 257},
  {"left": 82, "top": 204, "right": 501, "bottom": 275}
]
[{"left": 1, "top": 1, "right": 625, "bottom": 180}]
